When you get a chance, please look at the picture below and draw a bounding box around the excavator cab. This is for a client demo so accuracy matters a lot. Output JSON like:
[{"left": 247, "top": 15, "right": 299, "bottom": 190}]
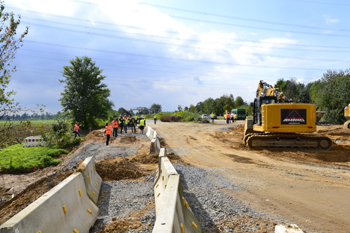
[{"left": 253, "top": 96, "right": 277, "bottom": 126}]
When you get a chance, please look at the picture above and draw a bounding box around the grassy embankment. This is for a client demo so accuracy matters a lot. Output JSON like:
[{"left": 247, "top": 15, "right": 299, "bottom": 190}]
[{"left": 0, "top": 144, "right": 68, "bottom": 173}]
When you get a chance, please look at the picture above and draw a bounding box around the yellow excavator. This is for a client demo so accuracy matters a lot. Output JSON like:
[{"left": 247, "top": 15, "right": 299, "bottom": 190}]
[
  {"left": 243, "top": 80, "right": 332, "bottom": 150},
  {"left": 344, "top": 104, "right": 350, "bottom": 129}
]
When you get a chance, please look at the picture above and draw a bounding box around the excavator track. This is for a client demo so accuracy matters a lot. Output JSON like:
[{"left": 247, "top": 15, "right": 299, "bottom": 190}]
[{"left": 244, "top": 133, "right": 332, "bottom": 150}]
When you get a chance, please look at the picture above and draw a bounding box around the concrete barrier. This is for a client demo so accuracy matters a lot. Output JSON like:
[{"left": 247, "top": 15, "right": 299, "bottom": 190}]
[
  {"left": 153, "top": 148, "right": 201, "bottom": 233},
  {"left": 0, "top": 173, "right": 99, "bottom": 233},
  {"left": 146, "top": 127, "right": 155, "bottom": 140},
  {"left": 77, "top": 156, "right": 102, "bottom": 205},
  {"left": 154, "top": 149, "right": 177, "bottom": 213},
  {"left": 275, "top": 224, "right": 303, "bottom": 233},
  {"left": 153, "top": 175, "right": 201, "bottom": 233},
  {"left": 23, "top": 136, "right": 46, "bottom": 147}
]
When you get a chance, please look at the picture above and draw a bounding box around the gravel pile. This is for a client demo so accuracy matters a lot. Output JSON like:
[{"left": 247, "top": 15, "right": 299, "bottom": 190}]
[{"left": 65, "top": 133, "right": 149, "bottom": 168}]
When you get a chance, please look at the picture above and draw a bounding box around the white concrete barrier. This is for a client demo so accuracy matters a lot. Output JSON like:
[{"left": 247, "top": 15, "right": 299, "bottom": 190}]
[
  {"left": 146, "top": 127, "right": 155, "bottom": 140},
  {"left": 275, "top": 224, "right": 303, "bottom": 233},
  {"left": 153, "top": 148, "right": 201, "bottom": 233},
  {"left": 77, "top": 156, "right": 102, "bottom": 205},
  {"left": 23, "top": 136, "right": 46, "bottom": 147},
  {"left": 153, "top": 175, "right": 201, "bottom": 233},
  {"left": 0, "top": 173, "right": 99, "bottom": 233},
  {"left": 154, "top": 149, "right": 177, "bottom": 213}
]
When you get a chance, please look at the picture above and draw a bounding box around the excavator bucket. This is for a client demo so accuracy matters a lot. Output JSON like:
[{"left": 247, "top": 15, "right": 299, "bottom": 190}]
[{"left": 244, "top": 118, "right": 255, "bottom": 136}]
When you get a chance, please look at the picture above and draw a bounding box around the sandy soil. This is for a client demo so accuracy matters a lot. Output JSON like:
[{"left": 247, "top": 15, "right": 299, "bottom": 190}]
[{"left": 152, "top": 120, "right": 350, "bottom": 233}]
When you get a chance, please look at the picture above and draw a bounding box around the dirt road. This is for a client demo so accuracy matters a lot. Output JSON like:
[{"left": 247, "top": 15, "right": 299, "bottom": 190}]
[{"left": 152, "top": 120, "right": 350, "bottom": 233}]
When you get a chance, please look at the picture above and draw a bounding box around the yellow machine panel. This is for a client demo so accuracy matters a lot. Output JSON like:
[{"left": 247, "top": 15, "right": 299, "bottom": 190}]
[
  {"left": 345, "top": 104, "right": 350, "bottom": 119},
  {"left": 254, "top": 103, "right": 316, "bottom": 133}
]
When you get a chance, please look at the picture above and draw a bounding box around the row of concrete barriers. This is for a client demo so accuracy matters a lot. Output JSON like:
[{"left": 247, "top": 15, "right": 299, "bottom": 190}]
[
  {"left": 146, "top": 127, "right": 201, "bottom": 233},
  {"left": 0, "top": 157, "right": 102, "bottom": 233}
]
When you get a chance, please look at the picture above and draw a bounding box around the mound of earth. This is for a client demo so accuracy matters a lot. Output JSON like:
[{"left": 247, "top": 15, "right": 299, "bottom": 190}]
[
  {"left": 119, "top": 136, "right": 138, "bottom": 144},
  {"left": 95, "top": 158, "right": 144, "bottom": 181},
  {"left": 230, "top": 125, "right": 245, "bottom": 132},
  {"left": 131, "top": 148, "right": 158, "bottom": 164}
]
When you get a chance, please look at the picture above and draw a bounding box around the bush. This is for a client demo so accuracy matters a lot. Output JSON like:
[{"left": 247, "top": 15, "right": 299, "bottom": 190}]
[
  {"left": 41, "top": 156, "right": 61, "bottom": 167},
  {"left": 46, "top": 148, "right": 69, "bottom": 157}
]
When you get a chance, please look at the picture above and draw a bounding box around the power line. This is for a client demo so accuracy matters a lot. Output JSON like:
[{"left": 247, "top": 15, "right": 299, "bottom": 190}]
[
  {"left": 285, "top": 0, "right": 350, "bottom": 6},
  {"left": 20, "top": 47, "right": 350, "bottom": 65},
  {"left": 14, "top": 68, "right": 251, "bottom": 89},
  {"left": 139, "top": 3, "right": 350, "bottom": 32},
  {"left": 11, "top": 6, "right": 350, "bottom": 40},
  {"left": 11, "top": 6, "right": 350, "bottom": 49},
  {"left": 23, "top": 21, "right": 350, "bottom": 54},
  {"left": 22, "top": 40, "right": 328, "bottom": 70}
]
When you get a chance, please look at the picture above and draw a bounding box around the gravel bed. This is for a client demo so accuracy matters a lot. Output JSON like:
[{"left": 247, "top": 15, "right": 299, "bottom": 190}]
[
  {"left": 65, "top": 133, "right": 149, "bottom": 168},
  {"left": 90, "top": 178, "right": 156, "bottom": 233}
]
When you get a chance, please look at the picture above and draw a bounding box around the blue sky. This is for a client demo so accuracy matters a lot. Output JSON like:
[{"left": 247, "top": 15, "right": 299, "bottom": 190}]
[{"left": 6, "top": 0, "right": 350, "bottom": 113}]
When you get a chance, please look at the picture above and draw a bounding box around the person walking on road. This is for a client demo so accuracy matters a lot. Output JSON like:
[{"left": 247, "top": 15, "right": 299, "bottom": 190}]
[
  {"left": 154, "top": 115, "right": 157, "bottom": 124},
  {"left": 139, "top": 118, "right": 146, "bottom": 134},
  {"left": 124, "top": 116, "right": 129, "bottom": 133},
  {"left": 226, "top": 112, "right": 231, "bottom": 124},
  {"left": 112, "top": 117, "right": 119, "bottom": 137},
  {"left": 211, "top": 112, "right": 215, "bottom": 123},
  {"left": 74, "top": 122, "right": 80, "bottom": 138},
  {"left": 130, "top": 116, "right": 137, "bottom": 133},
  {"left": 119, "top": 116, "right": 124, "bottom": 134},
  {"left": 105, "top": 122, "right": 112, "bottom": 147}
]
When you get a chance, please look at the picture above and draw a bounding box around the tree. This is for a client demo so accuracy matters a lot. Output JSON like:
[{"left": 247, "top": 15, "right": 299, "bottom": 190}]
[
  {"left": 177, "top": 105, "right": 183, "bottom": 112},
  {"left": 235, "top": 96, "right": 245, "bottom": 107},
  {"left": 59, "top": 56, "right": 114, "bottom": 130},
  {"left": 0, "top": 2, "right": 28, "bottom": 105},
  {"left": 150, "top": 103, "right": 162, "bottom": 113}
]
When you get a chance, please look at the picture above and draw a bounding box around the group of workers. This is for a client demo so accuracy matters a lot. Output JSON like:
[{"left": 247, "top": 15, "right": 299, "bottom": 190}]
[{"left": 105, "top": 115, "right": 146, "bottom": 147}]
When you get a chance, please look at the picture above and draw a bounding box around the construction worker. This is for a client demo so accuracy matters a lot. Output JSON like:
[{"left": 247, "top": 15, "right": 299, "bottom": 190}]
[
  {"left": 231, "top": 112, "right": 235, "bottom": 123},
  {"left": 226, "top": 112, "right": 230, "bottom": 124},
  {"left": 105, "top": 122, "right": 112, "bottom": 147},
  {"left": 124, "top": 116, "right": 129, "bottom": 133},
  {"left": 74, "top": 122, "right": 80, "bottom": 138},
  {"left": 130, "top": 116, "right": 136, "bottom": 133},
  {"left": 139, "top": 118, "right": 146, "bottom": 134},
  {"left": 118, "top": 116, "right": 124, "bottom": 134},
  {"left": 211, "top": 112, "right": 215, "bottom": 123},
  {"left": 135, "top": 115, "right": 138, "bottom": 126},
  {"left": 154, "top": 114, "right": 157, "bottom": 124},
  {"left": 112, "top": 117, "right": 119, "bottom": 137}
]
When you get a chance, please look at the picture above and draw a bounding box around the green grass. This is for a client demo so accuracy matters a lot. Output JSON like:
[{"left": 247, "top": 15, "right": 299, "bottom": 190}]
[
  {"left": 0, "top": 144, "right": 68, "bottom": 173},
  {"left": 0, "top": 120, "right": 55, "bottom": 126}
]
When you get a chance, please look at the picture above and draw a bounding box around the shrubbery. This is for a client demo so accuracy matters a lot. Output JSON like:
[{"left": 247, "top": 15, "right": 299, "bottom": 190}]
[
  {"left": 41, "top": 118, "right": 82, "bottom": 149},
  {"left": 157, "top": 111, "right": 201, "bottom": 122}
]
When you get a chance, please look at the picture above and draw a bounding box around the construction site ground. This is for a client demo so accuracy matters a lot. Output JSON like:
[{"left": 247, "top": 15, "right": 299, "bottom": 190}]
[{"left": 0, "top": 120, "right": 349, "bottom": 232}]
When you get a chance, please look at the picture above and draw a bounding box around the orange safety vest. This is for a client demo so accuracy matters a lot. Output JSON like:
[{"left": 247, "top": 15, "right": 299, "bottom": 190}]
[
  {"left": 112, "top": 120, "right": 119, "bottom": 128},
  {"left": 106, "top": 125, "right": 112, "bottom": 135},
  {"left": 125, "top": 118, "right": 129, "bottom": 124},
  {"left": 74, "top": 124, "right": 79, "bottom": 131},
  {"left": 226, "top": 113, "right": 230, "bottom": 119}
]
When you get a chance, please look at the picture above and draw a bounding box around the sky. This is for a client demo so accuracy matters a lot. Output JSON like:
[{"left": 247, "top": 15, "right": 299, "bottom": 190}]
[{"left": 5, "top": 0, "right": 350, "bottom": 113}]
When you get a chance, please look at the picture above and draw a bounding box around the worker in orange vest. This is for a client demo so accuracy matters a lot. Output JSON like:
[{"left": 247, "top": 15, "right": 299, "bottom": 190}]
[
  {"left": 226, "top": 112, "right": 231, "bottom": 124},
  {"left": 105, "top": 122, "right": 112, "bottom": 147},
  {"left": 112, "top": 117, "right": 119, "bottom": 137},
  {"left": 74, "top": 122, "right": 80, "bottom": 138}
]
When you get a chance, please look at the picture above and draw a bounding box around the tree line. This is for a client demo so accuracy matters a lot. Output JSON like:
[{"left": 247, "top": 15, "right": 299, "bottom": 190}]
[{"left": 274, "top": 70, "right": 350, "bottom": 124}]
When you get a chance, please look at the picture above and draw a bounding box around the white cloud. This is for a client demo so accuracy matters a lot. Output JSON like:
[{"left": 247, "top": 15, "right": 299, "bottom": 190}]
[{"left": 323, "top": 15, "right": 340, "bottom": 24}]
